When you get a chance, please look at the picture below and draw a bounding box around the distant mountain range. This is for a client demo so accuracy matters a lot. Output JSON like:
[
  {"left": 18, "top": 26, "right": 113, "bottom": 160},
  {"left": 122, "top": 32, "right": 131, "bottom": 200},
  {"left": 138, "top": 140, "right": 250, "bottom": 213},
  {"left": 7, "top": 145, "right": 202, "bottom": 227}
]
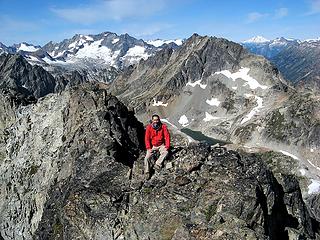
[
  {"left": 0, "top": 32, "right": 183, "bottom": 82},
  {"left": 242, "top": 36, "right": 320, "bottom": 91},
  {"left": 1, "top": 32, "right": 320, "bottom": 91}
]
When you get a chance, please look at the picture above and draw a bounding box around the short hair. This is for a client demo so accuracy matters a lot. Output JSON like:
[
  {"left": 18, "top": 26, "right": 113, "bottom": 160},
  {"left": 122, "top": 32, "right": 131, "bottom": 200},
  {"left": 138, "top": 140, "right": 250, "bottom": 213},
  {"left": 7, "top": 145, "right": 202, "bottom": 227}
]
[{"left": 152, "top": 114, "right": 160, "bottom": 120}]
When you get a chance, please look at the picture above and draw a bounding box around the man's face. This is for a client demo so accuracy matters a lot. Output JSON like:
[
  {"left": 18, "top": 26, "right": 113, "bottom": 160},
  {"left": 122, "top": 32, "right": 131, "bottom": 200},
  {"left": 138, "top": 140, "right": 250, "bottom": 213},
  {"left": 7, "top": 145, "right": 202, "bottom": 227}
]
[{"left": 152, "top": 117, "right": 160, "bottom": 123}]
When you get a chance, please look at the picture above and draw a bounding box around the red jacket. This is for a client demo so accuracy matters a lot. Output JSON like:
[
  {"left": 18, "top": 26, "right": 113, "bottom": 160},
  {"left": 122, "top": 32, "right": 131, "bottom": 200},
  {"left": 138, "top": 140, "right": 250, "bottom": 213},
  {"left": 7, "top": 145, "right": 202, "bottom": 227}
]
[{"left": 145, "top": 123, "right": 170, "bottom": 150}]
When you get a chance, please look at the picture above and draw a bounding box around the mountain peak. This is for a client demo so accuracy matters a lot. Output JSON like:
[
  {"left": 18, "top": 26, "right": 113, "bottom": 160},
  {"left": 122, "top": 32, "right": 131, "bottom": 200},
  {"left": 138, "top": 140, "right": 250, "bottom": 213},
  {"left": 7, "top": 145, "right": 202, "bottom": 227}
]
[
  {"left": 146, "top": 38, "right": 184, "bottom": 47},
  {"left": 243, "top": 36, "right": 270, "bottom": 43},
  {"left": 303, "top": 37, "right": 320, "bottom": 43}
]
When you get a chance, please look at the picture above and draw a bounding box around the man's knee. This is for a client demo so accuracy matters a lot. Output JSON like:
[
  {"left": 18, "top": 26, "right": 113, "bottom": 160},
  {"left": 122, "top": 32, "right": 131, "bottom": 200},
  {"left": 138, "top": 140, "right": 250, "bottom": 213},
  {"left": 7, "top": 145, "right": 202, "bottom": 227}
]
[
  {"left": 144, "top": 150, "right": 152, "bottom": 159},
  {"left": 159, "top": 149, "right": 168, "bottom": 159}
]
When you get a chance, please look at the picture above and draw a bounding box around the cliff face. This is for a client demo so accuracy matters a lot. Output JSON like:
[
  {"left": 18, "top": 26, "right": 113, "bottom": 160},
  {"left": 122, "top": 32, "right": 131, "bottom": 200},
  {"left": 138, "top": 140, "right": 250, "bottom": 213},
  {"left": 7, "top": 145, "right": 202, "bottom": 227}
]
[
  {"left": 0, "top": 54, "right": 57, "bottom": 99},
  {"left": 0, "top": 84, "right": 144, "bottom": 239},
  {"left": 0, "top": 83, "right": 318, "bottom": 239}
]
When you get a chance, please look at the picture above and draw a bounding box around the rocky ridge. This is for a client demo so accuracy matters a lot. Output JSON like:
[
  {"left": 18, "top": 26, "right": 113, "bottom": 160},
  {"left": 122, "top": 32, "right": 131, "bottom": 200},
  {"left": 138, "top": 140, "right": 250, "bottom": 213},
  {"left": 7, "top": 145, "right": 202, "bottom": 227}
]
[
  {"left": 0, "top": 83, "right": 319, "bottom": 239},
  {"left": 0, "top": 54, "right": 57, "bottom": 98}
]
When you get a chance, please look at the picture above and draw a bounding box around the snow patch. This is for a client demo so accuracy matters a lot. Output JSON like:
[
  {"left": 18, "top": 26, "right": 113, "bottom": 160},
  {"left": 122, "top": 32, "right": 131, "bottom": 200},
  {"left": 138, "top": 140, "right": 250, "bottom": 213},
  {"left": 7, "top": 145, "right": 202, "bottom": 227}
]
[
  {"left": 85, "top": 35, "right": 94, "bottom": 41},
  {"left": 203, "top": 112, "right": 221, "bottom": 122},
  {"left": 206, "top": 98, "right": 220, "bottom": 106},
  {"left": 147, "top": 39, "right": 183, "bottom": 47},
  {"left": 152, "top": 99, "right": 168, "bottom": 107},
  {"left": 48, "top": 51, "right": 55, "bottom": 57},
  {"left": 243, "top": 36, "right": 270, "bottom": 43},
  {"left": 299, "top": 169, "right": 306, "bottom": 176},
  {"left": 303, "top": 38, "right": 320, "bottom": 43},
  {"left": 311, "top": 148, "right": 314, "bottom": 152},
  {"left": 68, "top": 37, "right": 90, "bottom": 50},
  {"left": 308, "top": 179, "right": 320, "bottom": 194},
  {"left": 27, "top": 55, "right": 41, "bottom": 62},
  {"left": 215, "top": 67, "right": 268, "bottom": 90},
  {"left": 279, "top": 150, "right": 299, "bottom": 160},
  {"left": 162, "top": 118, "right": 194, "bottom": 143},
  {"left": 241, "top": 95, "right": 263, "bottom": 124},
  {"left": 161, "top": 119, "right": 178, "bottom": 129},
  {"left": 178, "top": 115, "right": 189, "bottom": 127},
  {"left": 186, "top": 80, "right": 207, "bottom": 89},
  {"left": 307, "top": 159, "right": 320, "bottom": 171},
  {"left": 72, "top": 40, "right": 120, "bottom": 66},
  {"left": 18, "top": 43, "right": 39, "bottom": 52},
  {"left": 122, "top": 46, "right": 150, "bottom": 64},
  {"left": 43, "top": 57, "right": 56, "bottom": 64},
  {"left": 112, "top": 38, "right": 120, "bottom": 44},
  {"left": 53, "top": 50, "right": 66, "bottom": 58},
  {"left": 232, "top": 87, "right": 237, "bottom": 90}
]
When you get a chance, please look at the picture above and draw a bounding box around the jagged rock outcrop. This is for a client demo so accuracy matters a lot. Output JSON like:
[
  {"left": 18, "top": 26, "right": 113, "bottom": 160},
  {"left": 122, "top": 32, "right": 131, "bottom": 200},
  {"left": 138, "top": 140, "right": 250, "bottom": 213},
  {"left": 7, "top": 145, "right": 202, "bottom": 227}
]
[
  {"left": 0, "top": 84, "right": 145, "bottom": 239},
  {"left": 0, "top": 83, "right": 319, "bottom": 239},
  {"left": 128, "top": 144, "right": 320, "bottom": 240},
  {"left": 0, "top": 53, "right": 117, "bottom": 103},
  {"left": 0, "top": 54, "right": 57, "bottom": 99}
]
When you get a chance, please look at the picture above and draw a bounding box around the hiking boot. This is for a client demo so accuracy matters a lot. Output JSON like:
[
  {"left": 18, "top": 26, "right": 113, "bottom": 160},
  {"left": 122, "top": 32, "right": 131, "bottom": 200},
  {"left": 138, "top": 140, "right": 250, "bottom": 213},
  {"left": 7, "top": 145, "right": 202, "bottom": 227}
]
[
  {"left": 154, "top": 164, "right": 162, "bottom": 172},
  {"left": 144, "top": 172, "right": 150, "bottom": 180}
]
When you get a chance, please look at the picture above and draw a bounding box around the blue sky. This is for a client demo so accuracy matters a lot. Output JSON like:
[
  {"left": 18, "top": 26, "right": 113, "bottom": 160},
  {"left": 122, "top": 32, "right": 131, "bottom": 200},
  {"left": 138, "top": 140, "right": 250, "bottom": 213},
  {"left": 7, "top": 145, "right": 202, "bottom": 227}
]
[{"left": 0, "top": 0, "right": 319, "bottom": 46}]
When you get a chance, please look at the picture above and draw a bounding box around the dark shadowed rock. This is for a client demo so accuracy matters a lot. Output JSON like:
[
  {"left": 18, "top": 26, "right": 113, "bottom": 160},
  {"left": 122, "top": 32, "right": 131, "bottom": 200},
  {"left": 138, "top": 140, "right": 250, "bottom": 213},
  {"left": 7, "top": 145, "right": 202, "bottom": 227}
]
[{"left": 0, "top": 54, "right": 57, "bottom": 99}]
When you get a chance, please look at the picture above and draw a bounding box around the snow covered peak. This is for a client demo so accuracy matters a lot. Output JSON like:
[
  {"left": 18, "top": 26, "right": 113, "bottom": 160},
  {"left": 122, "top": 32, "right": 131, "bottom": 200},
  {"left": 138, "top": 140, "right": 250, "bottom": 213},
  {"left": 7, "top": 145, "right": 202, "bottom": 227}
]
[
  {"left": 243, "top": 36, "right": 270, "bottom": 43},
  {"left": 303, "top": 37, "right": 320, "bottom": 43},
  {"left": 68, "top": 35, "right": 95, "bottom": 50},
  {"left": 147, "top": 39, "right": 183, "bottom": 47},
  {"left": 17, "top": 43, "right": 40, "bottom": 52}
]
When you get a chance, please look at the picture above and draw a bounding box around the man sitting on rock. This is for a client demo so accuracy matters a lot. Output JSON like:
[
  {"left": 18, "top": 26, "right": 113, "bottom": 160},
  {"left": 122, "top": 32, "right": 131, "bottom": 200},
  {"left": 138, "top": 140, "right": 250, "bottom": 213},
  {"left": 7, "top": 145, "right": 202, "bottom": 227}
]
[{"left": 144, "top": 114, "right": 170, "bottom": 179}]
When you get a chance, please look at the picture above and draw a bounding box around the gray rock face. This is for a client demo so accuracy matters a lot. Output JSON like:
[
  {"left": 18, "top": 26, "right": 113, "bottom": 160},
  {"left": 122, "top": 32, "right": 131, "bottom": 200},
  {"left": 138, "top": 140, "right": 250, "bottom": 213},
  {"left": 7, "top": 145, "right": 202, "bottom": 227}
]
[
  {"left": 112, "top": 34, "right": 252, "bottom": 106},
  {"left": 0, "top": 83, "right": 319, "bottom": 239},
  {"left": 262, "top": 92, "right": 320, "bottom": 147},
  {"left": 0, "top": 42, "right": 15, "bottom": 55},
  {"left": 0, "top": 84, "right": 145, "bottom": 239},
  {"left": 271, "top": 42, "right": 320, "bottom": 92},
  {"left": 0, "top": 54, "right": 57, "bottom": 99},
  {"left": 128, "top": 144, "right": 319, "bottom": 240}
]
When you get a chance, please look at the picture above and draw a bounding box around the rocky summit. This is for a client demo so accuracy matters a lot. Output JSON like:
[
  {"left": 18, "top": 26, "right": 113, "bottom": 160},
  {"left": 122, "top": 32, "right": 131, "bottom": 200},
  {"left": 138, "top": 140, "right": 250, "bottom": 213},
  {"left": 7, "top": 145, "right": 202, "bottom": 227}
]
[{"left": 0, "top": 82, "right": 319, "bottom": 239}]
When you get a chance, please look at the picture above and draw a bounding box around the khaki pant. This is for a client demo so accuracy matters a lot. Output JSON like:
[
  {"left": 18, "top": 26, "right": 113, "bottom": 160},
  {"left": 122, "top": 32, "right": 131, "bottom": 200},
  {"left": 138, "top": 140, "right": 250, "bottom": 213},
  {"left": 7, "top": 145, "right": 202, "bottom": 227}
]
[{"left": 144, "top": 144, "right": 168, "bottom": 173}]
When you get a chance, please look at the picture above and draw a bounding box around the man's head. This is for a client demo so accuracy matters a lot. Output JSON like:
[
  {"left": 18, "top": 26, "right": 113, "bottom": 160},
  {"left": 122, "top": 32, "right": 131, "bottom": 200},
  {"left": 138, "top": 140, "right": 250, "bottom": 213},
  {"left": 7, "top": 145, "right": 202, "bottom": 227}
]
[
  {"left": 151, "top": 114, "right": 161, "bottom": 129},
  {"left": 152, "top": 114, "right": 160, "bottom": 122}
]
